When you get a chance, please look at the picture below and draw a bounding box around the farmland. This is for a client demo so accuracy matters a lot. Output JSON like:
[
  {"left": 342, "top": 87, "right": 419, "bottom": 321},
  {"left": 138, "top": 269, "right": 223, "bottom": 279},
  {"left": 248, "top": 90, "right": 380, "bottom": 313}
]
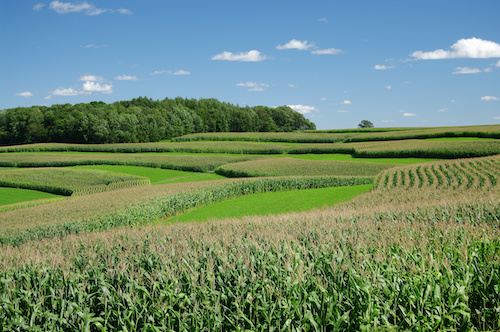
[{"left": 0, "top": 125, "right": 499, "bottom": 330}]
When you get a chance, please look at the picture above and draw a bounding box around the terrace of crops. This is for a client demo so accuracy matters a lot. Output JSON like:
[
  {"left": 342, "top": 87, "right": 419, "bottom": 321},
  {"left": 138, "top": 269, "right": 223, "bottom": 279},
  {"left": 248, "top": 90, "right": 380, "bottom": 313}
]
[{"left": 1, "top": 124, "right": 500, "bottom": 330}]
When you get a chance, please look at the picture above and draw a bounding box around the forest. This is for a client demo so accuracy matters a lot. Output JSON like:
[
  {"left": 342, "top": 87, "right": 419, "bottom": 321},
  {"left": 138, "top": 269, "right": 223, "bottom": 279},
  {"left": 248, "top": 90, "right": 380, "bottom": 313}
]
[{"left": 0, "top": 97, "right": 316, "bottom": 144}]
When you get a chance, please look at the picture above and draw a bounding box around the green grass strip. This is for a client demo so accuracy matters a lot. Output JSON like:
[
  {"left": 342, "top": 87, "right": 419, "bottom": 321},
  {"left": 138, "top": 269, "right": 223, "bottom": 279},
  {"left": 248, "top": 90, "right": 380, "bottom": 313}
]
[
  {"left": 169, "top": 184, "right": 372, "bottom": 222},
  {"left": 0, "top": 187, "right": 62, "bottom": 206},
  {"left": 70, "top": 165, "right": 226, "bottom": 184}
]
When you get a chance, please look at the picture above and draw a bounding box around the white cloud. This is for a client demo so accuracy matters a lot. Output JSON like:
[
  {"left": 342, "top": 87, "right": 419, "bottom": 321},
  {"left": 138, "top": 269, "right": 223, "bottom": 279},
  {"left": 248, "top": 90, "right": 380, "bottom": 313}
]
[
  {"left": 403, "top": 112, "right": 416, "bottom": 117},
  {"left": 276, "top": 39, "right": 315, "bottom": 51},
  {"left": 437, "top": 108, "right": 448, "bottom": 112},
  {"left": 115, "top": 75, "right": 138, "bottom": 81},
  {"left": 287, "top": 84, "right": 297, "bottom": 88},
  {"left": 117, "top": 8, "right": 133, "bottom": 15},
  {"left": 287, "top": 104, "right": 318, "bottom": 114},
  {"left": 481, "top": 96, "right": 499, "bottom": 101},
  {"left": 340, "top": 100, "right": 351, "bottom": 105},
  {"left": 337, "top": 110, "right": 349, "bottom": 113},
  {"left": 48, "top": 1, "right": 131, "bottom": 15},
  {"left": 320, "top": 97, "right": 327, "bottom": 101},
  {"left": 311, "top": 48, "right": 343, "bottom": 55},
  {"left": 385, "top": 85, "right": 392, "bottom": 90},
  {"left": 374, "top": 64, "right": 394, "bottom": 70},
  {"left": 15, "top": 91, "right": 34, "bottom": 98},
  {"left": 33, "top": 3, "right": 45, "bottom": 11},
  {"left": 151, "top": 70, "right": 172, "bottom": 75},
  {"left": 52, "top": 88, "right": 82, "bottom": 96},
  {"left": 412, "top": 37, "right": 500, "bottom": 60},
  {"left": 79, "top": 75, "right": 104, "bottom": 82},
  {"left": 452, "top": 66, "right": 486, "bottom": 74},
  {"left": 82, "top": 81, "right": 113, "bottom": 94},
  {"left": 494, "top": 116, "right": 500, "bottom": 120},
  {"left": 173, "top": 70, "right": 191, "bottom": 75},
  {"left": 236, "top": 82, "right": 269, "bottom": 92},
  {"left": 211, "top": 50, "right": 268, "bottom": 62},
  {"left": 496, "top": 60, "right": 500, "bottom": 67}
]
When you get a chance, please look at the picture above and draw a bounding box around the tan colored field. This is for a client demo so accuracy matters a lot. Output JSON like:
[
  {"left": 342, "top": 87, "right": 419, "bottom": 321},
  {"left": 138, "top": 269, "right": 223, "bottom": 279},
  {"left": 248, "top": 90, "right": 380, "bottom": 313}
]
[{"left": 215, "top": 157, "right": 398, "bottom": 177}]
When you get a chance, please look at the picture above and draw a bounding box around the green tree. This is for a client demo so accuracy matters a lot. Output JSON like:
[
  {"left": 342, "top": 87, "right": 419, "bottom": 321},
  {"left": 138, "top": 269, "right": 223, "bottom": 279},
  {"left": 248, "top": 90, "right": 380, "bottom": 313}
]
[{"left": 358, "top": 120, "right": 374, "bottom": 128}]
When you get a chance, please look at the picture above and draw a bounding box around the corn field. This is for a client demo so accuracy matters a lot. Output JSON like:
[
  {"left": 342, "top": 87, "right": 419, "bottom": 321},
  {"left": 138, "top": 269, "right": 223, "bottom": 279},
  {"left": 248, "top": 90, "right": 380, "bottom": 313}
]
[{"left": 374, "top": 155, "right": 500, "bottom": 191}]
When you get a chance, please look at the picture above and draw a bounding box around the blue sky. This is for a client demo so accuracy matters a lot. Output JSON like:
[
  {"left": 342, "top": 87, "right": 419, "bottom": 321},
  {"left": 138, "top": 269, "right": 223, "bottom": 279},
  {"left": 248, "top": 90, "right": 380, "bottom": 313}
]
[{"left": 1, "top": 0, "right": 499, "bottom": 129}]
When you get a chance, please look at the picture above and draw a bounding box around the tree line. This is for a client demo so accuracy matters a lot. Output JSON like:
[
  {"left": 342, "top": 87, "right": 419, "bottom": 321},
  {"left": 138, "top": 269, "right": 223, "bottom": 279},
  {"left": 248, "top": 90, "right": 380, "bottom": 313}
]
[{"left": 0, "top": 97, "right": 316, "bottom": 144}]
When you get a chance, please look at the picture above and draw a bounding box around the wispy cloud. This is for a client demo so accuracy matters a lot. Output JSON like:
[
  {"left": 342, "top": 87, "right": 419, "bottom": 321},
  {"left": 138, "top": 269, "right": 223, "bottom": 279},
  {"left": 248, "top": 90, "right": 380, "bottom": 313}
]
[
  {"left": 150, "top": 70, "right": 172, "bottom": 75},
  {"left": 52, "top": 88, "right": 83, "bottom": 96},
  {"left": 79, "top": 74, "right": 104, "bottom": 82},
  {"left": 173, "top": 70, "right": 190, "bottom": 75},
  {"left": 287, "top": 104, "right": 318, "bottom": 114},
  {"left": 402, "top": 112, "right": 416, "bottom": 117},
  {"left": 236, "top": 82, "right": 269, "bottom": 92},
  {"left": 33, "top": 3, "right": 45, "bottom": 11},
  {"left": 437, "top": 108, "right": 448, "bottom": 112},
  {"left": 277, "top": 39, "right": 315, "bottom": 51},
  {"left": 340, "top": 100, "right": 351, "bottom": 105},
  {"left": 452, "top": 66, "right": 491, "bottom": 74},
  {"left": 317, "top": 18, "right": 328, "bottom": 23},
  {"left": 311, "top": 48, "right": 343, "bottom": 55},
  {"left": 385, "top": 85, "right": 392, "bottom": 90},
  {"left": 374, "top": 64, "right": 394, "bottom": 70},
  {"left": 211, "top": 50, "right": 268, "bottom": 62},
  {"left": 15, "top": 91, "right": 34, "bottom": 98},
  {"left": 337, "top": 110, "right": 349, "bottom": 113},
  {"left": 412, "top": 37, "right": 500, "bottom": 60},
  {"left": 48, "top": 1, "right": 132, "bottom": 16},
  {"left": 117, "top": 8, "right": 133, "bottom": 15},
  {"left": 481, "top": 96, "right": 499, "bottom": 101},
  {"left": 494, "top": 116, "right": 500, "bottom": 120},
  {"left": 115, "top": 75, "right": 138, "bottom": 81}
]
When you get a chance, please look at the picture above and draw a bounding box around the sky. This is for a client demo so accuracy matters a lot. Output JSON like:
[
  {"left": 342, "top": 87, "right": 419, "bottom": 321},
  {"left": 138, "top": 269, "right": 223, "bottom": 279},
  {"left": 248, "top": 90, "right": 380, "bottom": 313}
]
[{"left": 1, "top": 0, "right": 499, "bottom": 130}]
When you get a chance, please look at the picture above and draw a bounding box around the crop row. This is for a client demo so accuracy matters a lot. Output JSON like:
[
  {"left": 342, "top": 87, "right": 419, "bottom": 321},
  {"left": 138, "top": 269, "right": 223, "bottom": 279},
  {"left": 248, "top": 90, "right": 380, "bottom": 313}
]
[
  {"left": 1, "top": 199, "right": 498, "bottom": 330},
  {"left": 171, "top": 125, "right": 500, "bottom": 143},
  {"left": 71, "top": 179, "right": 152, "bottom": 197},
  {"left": 0, "top": 153, "right": 255, "bottom": 173},
  {"left": 0, "top": 168, "right": 146, "bottom": 196},
  {"left": 0, "top": 176, "right": 372, "bottom": 246},
  {"left": 215, "top": 157, "right": 397, "bottom": 177},
  {"left": 374, "top": 156, "right": 500, "bottom": 190},
  {"left": 1, "top": 139, "right": 500, "bottom": 159}
]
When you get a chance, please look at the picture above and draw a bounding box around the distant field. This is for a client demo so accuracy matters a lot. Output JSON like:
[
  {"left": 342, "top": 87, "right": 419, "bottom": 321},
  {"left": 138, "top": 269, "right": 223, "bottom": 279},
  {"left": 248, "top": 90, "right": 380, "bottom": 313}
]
[
  {"left": 215, "top": 157, "right": 398, "bottom": 177},
  {"left": 289, "top": 153, "right": 441, "bottom": 164},
  {"left": 0, "top": 153, "right": 256, "bottom": 172},
  {"left": 168, "top": 184, "right": 372, "bottom": 222},
  {"left": 71, "top": 165, "right": 227, "bottom": 184},
  {"left": 171, "top": 124, "right": 500, "bottom": 143},
  {"left": 0, "top": 187, "right": 62, "bottom": 206},
  {"left": 423, "top": 137, "right": 498, "bottom": 141}
]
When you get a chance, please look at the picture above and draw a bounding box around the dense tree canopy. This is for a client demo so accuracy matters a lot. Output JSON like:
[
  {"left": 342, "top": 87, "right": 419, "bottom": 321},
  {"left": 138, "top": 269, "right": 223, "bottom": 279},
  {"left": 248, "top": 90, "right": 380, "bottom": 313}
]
[{"left": 0, "top": 97, "right": 316, "bottom": 144}]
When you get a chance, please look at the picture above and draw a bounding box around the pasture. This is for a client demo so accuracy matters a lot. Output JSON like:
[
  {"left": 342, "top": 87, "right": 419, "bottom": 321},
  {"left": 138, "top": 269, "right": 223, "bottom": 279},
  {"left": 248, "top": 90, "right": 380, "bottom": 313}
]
[{"left": 0, "top": 126, "right": 499, "bottom": 330}]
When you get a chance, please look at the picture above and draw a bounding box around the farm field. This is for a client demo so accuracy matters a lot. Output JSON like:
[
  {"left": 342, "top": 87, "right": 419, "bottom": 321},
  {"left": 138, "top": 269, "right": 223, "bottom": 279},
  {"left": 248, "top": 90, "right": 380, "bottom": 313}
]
[
  {"left": 168, "top": 184, "right": 373, "bottom": 222},
  {"left": 0, "top": 127, "right": 499, "bottom": 330}
]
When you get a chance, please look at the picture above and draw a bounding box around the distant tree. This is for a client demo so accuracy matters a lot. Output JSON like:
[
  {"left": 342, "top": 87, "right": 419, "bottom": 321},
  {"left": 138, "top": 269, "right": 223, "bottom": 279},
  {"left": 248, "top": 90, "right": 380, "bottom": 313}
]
[{"left": 358, "top": 120, "right": 374, "bottom": 129}]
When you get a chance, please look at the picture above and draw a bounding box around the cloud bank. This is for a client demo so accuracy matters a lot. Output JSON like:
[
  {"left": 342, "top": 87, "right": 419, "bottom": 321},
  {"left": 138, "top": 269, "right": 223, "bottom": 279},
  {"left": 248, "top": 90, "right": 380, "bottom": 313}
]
[{"left": 412, "top": 37, "right": 500, "bottom": 60}]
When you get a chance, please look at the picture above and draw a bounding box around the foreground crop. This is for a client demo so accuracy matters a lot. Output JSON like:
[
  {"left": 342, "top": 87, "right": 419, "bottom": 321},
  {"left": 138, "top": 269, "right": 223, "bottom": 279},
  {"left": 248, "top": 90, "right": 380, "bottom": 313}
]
[{"left": 1, "top": 198, "right": 498, "bottom": 331}]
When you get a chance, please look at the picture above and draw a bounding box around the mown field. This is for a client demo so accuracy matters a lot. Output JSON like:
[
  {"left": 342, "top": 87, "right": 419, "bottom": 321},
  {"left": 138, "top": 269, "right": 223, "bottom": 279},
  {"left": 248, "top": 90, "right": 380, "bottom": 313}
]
[{"left": 0, "top": 126, "right": 499, "bottom": 330}]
